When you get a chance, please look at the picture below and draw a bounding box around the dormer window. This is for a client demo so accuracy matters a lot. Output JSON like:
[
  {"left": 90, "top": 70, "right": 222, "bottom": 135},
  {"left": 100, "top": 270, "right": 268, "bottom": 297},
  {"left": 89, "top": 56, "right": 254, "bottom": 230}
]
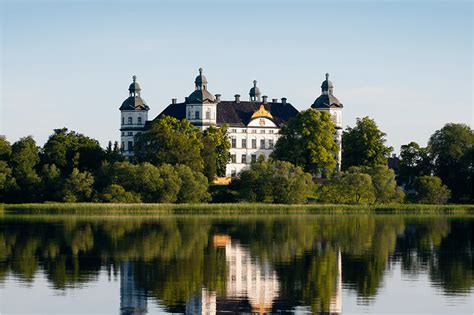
[{"left": 128, "top": 117, "right": 132, "bottom": 125}]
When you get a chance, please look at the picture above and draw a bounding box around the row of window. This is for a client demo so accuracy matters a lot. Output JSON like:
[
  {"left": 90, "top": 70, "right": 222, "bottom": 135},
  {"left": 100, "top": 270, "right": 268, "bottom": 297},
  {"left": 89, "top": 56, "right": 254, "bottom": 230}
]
[
  {"left": 187, "top": 111, "right": 213, "bottom": 120},
  {"left": 122, "top": 141, "right": 134, "bottom": 151},
  {"left": 231, "top": 138, "right": 274, "bottom": 149},
  {"left": 122, "top": 116, "right": 143, "bottom": 125},
  {"left": 230, "top": 153, "right": 265, "bottom": 164},
  {"left": 230, "top": 128, "right": 275, "bottom": 134},
  {"left": 121, "top": 131, "right": 142, "bottom": 136}
]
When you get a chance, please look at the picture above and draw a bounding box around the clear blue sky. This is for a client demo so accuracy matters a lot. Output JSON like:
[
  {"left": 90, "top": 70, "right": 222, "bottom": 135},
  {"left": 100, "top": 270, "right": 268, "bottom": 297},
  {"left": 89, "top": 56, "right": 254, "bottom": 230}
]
[{"left": 1, "top": 0, "right": 472, "bottom": 152}]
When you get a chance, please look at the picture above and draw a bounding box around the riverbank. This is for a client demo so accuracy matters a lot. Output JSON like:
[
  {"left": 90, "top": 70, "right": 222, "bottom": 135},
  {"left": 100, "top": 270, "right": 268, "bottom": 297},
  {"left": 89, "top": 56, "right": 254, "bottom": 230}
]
[{"left": 1, "top": 203, "right": 473, "bottom": 215}]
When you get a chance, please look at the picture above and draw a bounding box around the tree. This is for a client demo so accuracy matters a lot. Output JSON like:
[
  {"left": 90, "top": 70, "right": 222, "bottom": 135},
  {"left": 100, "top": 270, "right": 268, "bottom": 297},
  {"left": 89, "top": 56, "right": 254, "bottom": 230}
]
[
  {"left": 342, "top": 117, "right": 393, "bottom": 169},
  {"left": 134, "top": 116, "right": 204, "bottom": 172},
  {"left": 99, "top": 184, "right": 141, "bottom": 203},
  {"left": 0, "top": 136, "right": 12, "bottom": 161},
  {"left": 0, "top": 161, "right": 14, "bottom": 195},
  {"left": 398, "top": 142, "right": 432, "bottom": 188},
  {"left": 41, "top": 128, "right": 105, "bottom": 173},
  {"left": 202, "top": 125, "right": 231, "bottom": 179},
  {"left": 412, "top": 176, "right": 451, "bottom": 204},
  {"left": 40, "top": 164, "right": 63, "bottom": 201},
  {"left": 237, "top": 158, "right": 314, "bottom": 204},
  {"left": 351, "top": 165, "right": 405, "bottom": 204},
  {"left": 174, "top": 164, "right": 211, "bottom": 203},
  {"left": 136, "top": 163, "right": 181, "bottom": 203},
  {"left": 428, "top": 123, "right": 473, "bottom": 202},
  {"left": 104, "top": 141, "right": 124, "bottom": 164},
  {"left": 320, "top": 172, "right": 375, "bottom": 204},
  {"left": 62, "top": 168, "right": 95, "bottom": 202},
  {"left": 272, "top": 109, "right": 339, "bottom": 176}
]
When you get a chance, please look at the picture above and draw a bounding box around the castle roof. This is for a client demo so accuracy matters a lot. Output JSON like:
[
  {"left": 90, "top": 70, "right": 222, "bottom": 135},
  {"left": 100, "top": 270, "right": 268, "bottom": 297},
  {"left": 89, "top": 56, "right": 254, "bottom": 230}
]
[
  {"left": 153, "top": 100, "right": 298, "bottom": 127},
  {"left": 120, "top": 96, "right": 150, "bottom": 110}
]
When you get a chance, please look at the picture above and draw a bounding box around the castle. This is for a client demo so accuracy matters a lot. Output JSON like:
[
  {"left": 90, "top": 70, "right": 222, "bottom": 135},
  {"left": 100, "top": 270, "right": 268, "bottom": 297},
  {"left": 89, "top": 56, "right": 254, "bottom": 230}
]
[{"left": 119, "top": 69, "right": 343, "bottom": 177}]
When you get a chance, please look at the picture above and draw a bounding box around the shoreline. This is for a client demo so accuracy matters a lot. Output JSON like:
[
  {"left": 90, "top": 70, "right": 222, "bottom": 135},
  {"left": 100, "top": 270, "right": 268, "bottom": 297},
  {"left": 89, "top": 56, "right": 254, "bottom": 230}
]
[{"left": 1, "top": 203, "right": 473, "bottom": 215}]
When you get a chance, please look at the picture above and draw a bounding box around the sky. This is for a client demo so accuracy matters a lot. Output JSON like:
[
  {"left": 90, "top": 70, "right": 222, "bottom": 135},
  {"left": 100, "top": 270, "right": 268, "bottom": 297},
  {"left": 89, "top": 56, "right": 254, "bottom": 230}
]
[{"left": 0, "top": 0, "right": 472, "bottom": 153}]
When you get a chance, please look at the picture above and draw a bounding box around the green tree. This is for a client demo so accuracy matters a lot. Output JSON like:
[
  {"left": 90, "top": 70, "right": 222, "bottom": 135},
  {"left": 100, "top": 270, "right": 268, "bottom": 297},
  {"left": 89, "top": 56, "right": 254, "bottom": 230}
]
[
  {"left": 412, "top": 176, "right": 451, "bottom": 204},
  {"left": 342, "top": 117, "right": 393, "bottom": 169},
  {"left": 136, "top": 163, "right": 181, "bottom": 203},
  {"left": 41, "top": 128, "right": 105, "bottom": 173},
  {"left": 0, "top": 136, "right": 12, "bottom": 161},
  {"left": 104, "top": 141, "right": 124, "bottom": 164},
  {"left": 428, "top": 123, "right": 473, "bottom": 202},
  {"left": 202, "top": 125, "right": 231, "bottom": 179},
  {"left": 398, "top": 142, "right": 432, "bottom": 188},
  {"left": 99, "top": 184, "right": 141, "bottom": 203},
  {"left": 62, "top": 168, "right": 95, "bottom": 202},
  {"left": 0, "top": 161, "right": 14, "bottom": 196},
  {"left": 272, "top": 109, "right": 339, "bottom": 176},
  {"left": 351, "top": 165, "right": 405, "bottom": 203},
  {"left": 134, "top": 116, "right": 204, "bottom": 172},
  {"left": 174, "top": 164, "right": 210, "bottom": 203},
  {"left": 320, "top": 172, "right": 375, "bottom": 204},
  {"left": 40, "top": 164, "right": 63, "bottom": 201},
  {"left": 237, "top": 158, "right": 314, "bottom": 203}
]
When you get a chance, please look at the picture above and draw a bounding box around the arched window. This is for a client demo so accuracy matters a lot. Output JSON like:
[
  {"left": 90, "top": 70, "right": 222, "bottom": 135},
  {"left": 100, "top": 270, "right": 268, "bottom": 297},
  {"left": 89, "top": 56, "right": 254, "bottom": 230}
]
[
  {"left": 138, "top": 117, "right": 142, "bottom": 124},
  {"left": 128, "top": 117, "right": 132, "bottom": 125}
]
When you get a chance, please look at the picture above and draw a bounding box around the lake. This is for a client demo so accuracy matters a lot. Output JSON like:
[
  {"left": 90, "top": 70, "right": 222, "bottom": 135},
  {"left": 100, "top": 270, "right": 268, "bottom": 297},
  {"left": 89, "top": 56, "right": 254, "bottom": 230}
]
[{"left": 0, "top": 215, "right": 472, "bottom": 314}]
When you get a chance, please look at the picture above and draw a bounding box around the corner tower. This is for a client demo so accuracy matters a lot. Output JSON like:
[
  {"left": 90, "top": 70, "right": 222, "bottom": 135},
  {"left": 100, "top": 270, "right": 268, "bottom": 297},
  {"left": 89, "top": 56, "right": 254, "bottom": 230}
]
[
  {"left": 312, "top": 73, "right": 343, "bottom": 171},
  {"left": 119, "top": 75, "right": 149, "bottom": 157},
  {"left": 185, "top": 68, "right": 217, "bottom": 130}
]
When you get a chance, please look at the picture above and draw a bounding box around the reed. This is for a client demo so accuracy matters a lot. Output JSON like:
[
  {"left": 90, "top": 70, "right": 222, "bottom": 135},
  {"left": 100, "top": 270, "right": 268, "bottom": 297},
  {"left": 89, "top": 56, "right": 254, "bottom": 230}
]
[{"left": 3, "top": 202, "right": 473, "bottom": 215}]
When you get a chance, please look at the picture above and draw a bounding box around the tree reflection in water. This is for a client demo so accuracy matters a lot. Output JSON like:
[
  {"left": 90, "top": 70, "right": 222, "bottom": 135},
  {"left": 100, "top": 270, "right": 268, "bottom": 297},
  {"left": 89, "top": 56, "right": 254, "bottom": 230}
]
[{"left": 0, "top": 216, "right": 472, "bottom": 314}]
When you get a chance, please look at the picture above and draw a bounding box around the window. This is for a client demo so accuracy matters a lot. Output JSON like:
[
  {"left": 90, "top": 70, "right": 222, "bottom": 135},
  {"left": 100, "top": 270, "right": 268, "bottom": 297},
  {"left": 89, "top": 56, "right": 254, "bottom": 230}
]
[
  {"left": 230, "top": 154, "right": 236, "bottom": 163},
  {"left": 195, "top": 111, "right": 200, "bottom": 119},
  {"left": 241, "top": 154, "right": 247, "bottom": 164},
  {"left": 128, "top": 117, "right": 132, "bottom": 124},
  {"left": 251, "top": 154, "right": 257, "bottom": 163},
  {"left": 260, "top": 129, "right": 265, "bottom": 133},
  {"left": 121, "top": 141, "right": 125, "bottom": 150},
  {"left": 241, "top": 139, "right": 247, "bottom": 148},
  {"left": 231, "top": 138, "right": 236, "bottom": 148},
  {"left": 269, "top": 129, "right": 274, "bottom": 134},
  {"left": 206, "top": 110, "right": 211, "bottom": 120},
  {"left": 122, "top": 117, "right": 125, "bottom": 125},
  {"left": 121, "top": 132, "right": 124, "bottom": 136},
  {"left": 128, "top": 141, "right": 133, "bottom": 151},
  {"left": 260, "top": 139, "right": 265, "bottom": 149},
  {"left": 128, "top": 132, "right": 133, "bottom": 136},
  {"left": 269, "top": 139, "right": 274, "bottom": 149},
  {"left": 230, "top": 129, "right": 237, "bottom": 133},
  {"left": 251, "top": 129, "right": 257, "bottom": 133},
  {"left": 251, "top": 139, "right": 257, "bottom": 149},
  {"left": 138, "top": 117, "right": 142, "bottom": 124}
]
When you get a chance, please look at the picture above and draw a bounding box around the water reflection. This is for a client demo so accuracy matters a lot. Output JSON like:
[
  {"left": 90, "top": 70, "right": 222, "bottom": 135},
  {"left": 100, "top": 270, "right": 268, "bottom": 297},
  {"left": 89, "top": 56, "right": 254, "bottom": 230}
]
[{"left": 0, "top": 216, "right": 472, "bottom": 314}]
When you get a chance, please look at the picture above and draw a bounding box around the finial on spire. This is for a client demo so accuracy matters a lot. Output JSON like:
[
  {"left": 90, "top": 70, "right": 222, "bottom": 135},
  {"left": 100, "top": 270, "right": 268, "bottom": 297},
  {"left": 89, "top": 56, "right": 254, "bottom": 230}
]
[
  {"left": 199, "top": 68, "right": 203, "bottom": 75},
  {"left": 132, "top": 75, "right": 137, "bottom": 82},
  {"left": 253, "top": 80, "right": 257, "bottom": 87},
  {"left": 325, "top": 73, "right": 329, "bottom": 80}
]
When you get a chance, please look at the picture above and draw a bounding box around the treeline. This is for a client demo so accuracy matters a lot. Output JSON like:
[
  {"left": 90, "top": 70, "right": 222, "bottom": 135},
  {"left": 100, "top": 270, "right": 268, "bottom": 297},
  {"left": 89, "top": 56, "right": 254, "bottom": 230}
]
[{"left": 0, "top": 111, "right": 472, "bottom": 204}]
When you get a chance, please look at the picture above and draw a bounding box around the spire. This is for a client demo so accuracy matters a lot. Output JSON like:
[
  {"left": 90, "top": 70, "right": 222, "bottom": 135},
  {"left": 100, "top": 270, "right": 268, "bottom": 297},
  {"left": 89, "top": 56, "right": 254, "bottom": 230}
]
[
  {"left": 321, "top": 72, "right": 334, "bottom": 95},
  {"left": 194, "top": 67, "right": 208, "bottom": 90},
  {"left": 128, "top": 75, "right": 141, "bottom": 97}
]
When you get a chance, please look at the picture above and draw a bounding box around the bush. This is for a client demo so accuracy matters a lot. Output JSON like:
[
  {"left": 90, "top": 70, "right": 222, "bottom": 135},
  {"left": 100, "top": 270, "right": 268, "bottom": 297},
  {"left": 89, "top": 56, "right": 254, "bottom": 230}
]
[
  {"left": 411, "top": 176, "right": 451, "bottom": 204},
  {"left": 99, "top": 184, "right": 141, "bottom": 203}
]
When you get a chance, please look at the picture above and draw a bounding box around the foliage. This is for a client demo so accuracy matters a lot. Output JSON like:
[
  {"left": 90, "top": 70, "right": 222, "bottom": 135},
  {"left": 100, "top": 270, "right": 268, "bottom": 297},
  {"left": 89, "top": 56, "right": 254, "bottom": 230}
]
[
  {"left": 134, "top": 116, "right": 204, "bottom": 172},
  {"left": 99, "top": 184, "right": 141, "bottom": 203},
  {"left": 351, "top": 165, "right": 405, "bottom": 203},
  {"left": 62, "top": 168, "right": 95, "bottom": 202},
  {"left": 411, "top": 176, "right": 451, "bottom": 204},
  {"left": 0, "top": 135, "right": 12, "bottom": 161},
  {"left": 272, "top": 109, "right": 339, "bottom": 176},
  {"left": 428, "top": 123, "right": 473, "bottom": 202},
  {"left": 202, "top": 125, "right": 231, "bottom": 179},
  {"left": 320, "top": 172, "right": 375, "bottom": 204},
  {"left": 398, "top": 141, "right": 432, "bottom": 188},
  {"left": 237, "top": 158, "right": 315, "bottom": 204},
  {"left": 104, "top": 141, "right": 124, "bottom": 164},
  {"left": 40, "top": 164, "right": 63, "bottom": 201},
  {"left": 174, "top": 164, "right": 211, "bottom": 203},
  {"left": 342, "top": 116, "right": 393, "bottom": 169}
]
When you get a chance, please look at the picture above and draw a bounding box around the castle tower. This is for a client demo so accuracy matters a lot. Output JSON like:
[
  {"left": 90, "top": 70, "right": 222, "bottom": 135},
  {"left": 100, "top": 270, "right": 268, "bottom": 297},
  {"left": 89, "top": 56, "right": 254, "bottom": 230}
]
[
  {"left": 185, "top": 68, "right": 217, "bottom": 130},
  {"left": 119, "top": 75, "right": 149, "bottom": 157},
  {"left": 311, "top": 73, "right": 343, "bottom": 171},
  {"left": 249, "top": 80, "right": 261, "bottom": 101}
]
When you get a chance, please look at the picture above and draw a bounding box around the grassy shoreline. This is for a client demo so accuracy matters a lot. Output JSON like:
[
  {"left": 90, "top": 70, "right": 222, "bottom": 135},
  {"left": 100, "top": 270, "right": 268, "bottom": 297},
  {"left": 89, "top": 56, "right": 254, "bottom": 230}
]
[{"left": 1, "top": 203, "right": 473, "bottom": 215}]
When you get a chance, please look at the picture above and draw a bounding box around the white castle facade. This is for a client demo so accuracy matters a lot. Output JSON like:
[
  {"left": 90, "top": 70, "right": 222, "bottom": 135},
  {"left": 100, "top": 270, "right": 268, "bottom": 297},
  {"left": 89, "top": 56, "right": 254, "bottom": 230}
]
[{"left": 119, "top": 69, "right": 344, "bottom": 177}]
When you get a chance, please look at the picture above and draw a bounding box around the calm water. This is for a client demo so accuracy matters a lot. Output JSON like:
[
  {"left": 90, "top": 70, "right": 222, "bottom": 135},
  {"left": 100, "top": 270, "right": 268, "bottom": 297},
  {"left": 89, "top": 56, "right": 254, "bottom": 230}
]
[{"left": 0, "top": 215, "right": 472, "bottom": 314}]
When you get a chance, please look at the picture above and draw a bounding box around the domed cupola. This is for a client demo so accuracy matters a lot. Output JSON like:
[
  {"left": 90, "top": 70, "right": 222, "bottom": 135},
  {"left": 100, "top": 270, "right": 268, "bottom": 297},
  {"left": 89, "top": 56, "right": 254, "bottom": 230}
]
[
  {"left": 312, "top": 73, "right": 343, "bottom": 109},
  {"left": 119, "top": 75, "right": 150, "bottom": 110},
  {"left": 128, "top": 75, "right": 141, "bottom": 96},
  {"left": 186, "top": 68, "right": 215, "bottom": 104},
  {"left": 249, "top": 80, "right": 261, "bottom": 101}
]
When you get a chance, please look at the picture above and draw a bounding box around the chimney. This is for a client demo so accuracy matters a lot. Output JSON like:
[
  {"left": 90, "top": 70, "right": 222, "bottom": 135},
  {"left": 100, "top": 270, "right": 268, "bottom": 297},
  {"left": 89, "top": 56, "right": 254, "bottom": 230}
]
[
  {"left": 262, "top": 95, "right": 268, "bottom": 104},
  {"left": 215, "top": 94, "right": 221, "bottom": 102},
  {"left": 171, "top": 98, "right": 177, "bottom": 104},
  {"left": 234, "top": 94, "right": 240, "bottom": 103},
  {"left": 272, "top": 98, "right": 278, "bottom": 103},
  {"left": 281, "top": 97, "right": 287, "bottom": 104}
]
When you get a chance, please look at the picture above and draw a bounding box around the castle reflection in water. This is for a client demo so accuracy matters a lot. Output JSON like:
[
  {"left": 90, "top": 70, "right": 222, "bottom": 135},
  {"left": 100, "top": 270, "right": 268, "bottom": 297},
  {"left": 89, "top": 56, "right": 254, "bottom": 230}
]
[{"left": 120, "top": 235, "right": 342, "bottom": 314}]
